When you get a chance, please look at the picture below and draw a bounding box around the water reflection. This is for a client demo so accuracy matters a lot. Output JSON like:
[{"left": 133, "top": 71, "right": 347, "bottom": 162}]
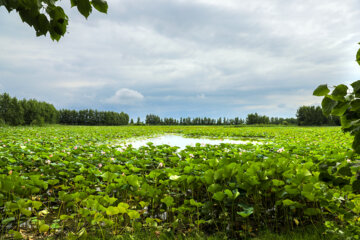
[{"left": 124, "top": 134, "right": 259, "bottom": 150}]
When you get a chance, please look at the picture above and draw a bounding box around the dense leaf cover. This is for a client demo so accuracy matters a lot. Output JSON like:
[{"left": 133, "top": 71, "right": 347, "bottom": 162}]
[
  {"left": 0, "top": 93, "right": 58, "bottom": 126},
  {"left": 0, "top": 0, "right": 108, "bottom": 41},
  {"left": 58, "top": 109, "right": 129, "bottom": 126},
  {"left": 0, "top": 126, "right": 359, "bottom": 239},
  {"left": 314, "top": 44, "right": 360, "bottom": 153}
]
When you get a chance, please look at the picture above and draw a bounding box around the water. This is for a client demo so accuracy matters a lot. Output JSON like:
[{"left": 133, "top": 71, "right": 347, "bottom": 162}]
[{"left": 123, "top": 134, "right": 259, "bottom": 150}]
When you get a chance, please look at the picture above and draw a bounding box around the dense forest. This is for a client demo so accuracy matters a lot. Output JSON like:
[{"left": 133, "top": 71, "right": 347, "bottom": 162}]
[
  {"left": 0, "top": 93, "right": 340, "bottom": 126},
  {"left": 0, "top": 93, "right": 128, "bottom": 126},
  {"left": 58, "top": 109, "right": 129, "bottom": 126}
]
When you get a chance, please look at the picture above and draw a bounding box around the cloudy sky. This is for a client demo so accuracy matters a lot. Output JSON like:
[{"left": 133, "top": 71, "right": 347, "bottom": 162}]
[{"left": 1, "top": 0, "right": 360, "bottom": 120}]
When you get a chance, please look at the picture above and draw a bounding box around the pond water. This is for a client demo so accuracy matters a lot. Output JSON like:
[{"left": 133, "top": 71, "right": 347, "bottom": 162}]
[{"left": 122, "top": 134, "right": 259, "bottom": 150}]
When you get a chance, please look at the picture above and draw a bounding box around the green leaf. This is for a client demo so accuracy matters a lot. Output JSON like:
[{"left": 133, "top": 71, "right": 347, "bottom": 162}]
[
  {"left": 350, "top": 99, "right": 360, "bottom": 111},
  {"left": 35, "top": 14, "right": 49, "bottom": 36},
  {"left": 39, "top": 224, "right": 50, "bottom": 233},
  {"left": 161, "top": 196, "right": 174, "bottom": 207},
  {"left": 338, "top": 166, "right": 352, "bottom": 177},
  {"left": 357, "top": 48, "right": 360, "bottom": 66},
  {"left": 237, "top": 204, "right": 254, "bottom": 218},
  {"left": 331, "top": 102, "right": 350, "bottom": 116},
  {"left": 77, "top": 0, "right": 92, "bottom": 18},
  {"left": 283, "top": 199, "right": 296, "bottom": 206},
  {"left": 106, "top": 206, "right": 120, "bottom": 216},
  {"left": 127, "top": 175, "right": 140, "bottom": 188},
  {"left": 322, "top": 96, "right": 337, "bottom": 116},
  {"left": 224, "top": 189, "right": 233, "bottom": 199},
  {"left": 304, "top": 208, "right": 321, "bottom": 216},
  {"left": 207, "top": 183, "right": 222, "bottom": 193},
  {"left": 212, "top": 191, "right": 225, "bottom": 201},
  {"left": 353, "top": 133, "right": 360, "bottom": 154},
  {"left": 353, "top": 179, "right": 360, "bottom": 192},
  {"left": 92, "top": 0, "right": 108, "bottom": 13},
  {"left": 313, "top": 84, "right": 330, "bottom": 96},
  {"left": 71, "top": 0, "right": 78, "bottom": 7},
  {"left": 204, "top": 170, "right": 214, "bottom": 184},
  {"left": 189, "top": 199, "right": 203, "bottom": 207},
  {"left": 74, "top": 175, "right": 85, "bottom": 182},
  {"left": 331, "top": 84, "right": 348, "bottom": 101},
  {"left": 20, "top": 208, "right": 32, "bottom": 217},
  {"left": 9, "top": 230, "right": 23, "bottom": 239},
  {"left": 117, "top": 202, "right": 129, "bottom": 214},
  {"left": 341, "top": 115, "right": 352, "bottom": 129},
  {"left": 127, "top": 210, "right": 140, "bottom": 220},
  {"left": 2, "top": 217, "right": 15, "bottom": 225},
  {"left": 272, "top": 179, "right": 285, "bottom": 187},
  {"left": 352, "top": 80, "right": 360, "bottom": 93}
]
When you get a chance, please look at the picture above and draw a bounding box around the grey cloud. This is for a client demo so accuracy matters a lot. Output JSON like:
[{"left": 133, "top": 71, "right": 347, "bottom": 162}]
[{"left": 0, "top": 0, "right": 359, "bottom": 119}]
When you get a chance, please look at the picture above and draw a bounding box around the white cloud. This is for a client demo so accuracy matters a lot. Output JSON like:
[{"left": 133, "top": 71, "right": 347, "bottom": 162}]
[
  {"left": 104, "top": 88, "right": 144, "bottom": 105},
  {"left": 54, "top": 81, "right": 109, "bottom": 89}
]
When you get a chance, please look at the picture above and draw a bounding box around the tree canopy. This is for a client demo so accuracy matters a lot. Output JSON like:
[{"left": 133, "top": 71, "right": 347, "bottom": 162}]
[{"left": 0, "top": 0, "right": 108, "bottom": 41}]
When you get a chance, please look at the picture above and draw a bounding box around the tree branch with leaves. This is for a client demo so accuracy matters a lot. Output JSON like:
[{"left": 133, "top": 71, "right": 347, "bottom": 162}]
[
  {"left": 314, "top": 44, "right": 360, "bottom": 153},
  {"left": 0, "top": 0, "right": 108, "bottom": 41}
]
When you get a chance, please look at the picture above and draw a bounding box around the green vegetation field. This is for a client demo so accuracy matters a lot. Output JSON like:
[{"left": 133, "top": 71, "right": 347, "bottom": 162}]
[{"left": 0, "top": 125, "right": 359, "bottom": 239}]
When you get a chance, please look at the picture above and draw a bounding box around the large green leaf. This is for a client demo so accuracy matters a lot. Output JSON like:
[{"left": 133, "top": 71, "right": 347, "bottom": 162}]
[
  {"left": 313, "top": 84, "right": 330, "bottom": 96},
  {"left": 77, "top": 0, "right": 92, "bottom": 18},
  {"left": 35, "top": 14, "right": 50, "bottom": 36},
  {"left": 207, "top": 183, "right": 222, "bottom": 193},
  {"left": 341, "top": 115, "right": 352, "bottom": 129},
  {"left": 353, "top": 179, "right": 360, "bottom": 192},
  {"left": 161, "top": 196, "right": 174, "bottom": 207},
  {"left": 237, "top": 203, "right": 254, "bottom": 218},
  {"left": 92, "top": 0, "right": 108, "bottom": 13},
  {"left": 39, "top": 224, "right": 49, "bottom": 233},
  {"left": 127, "top": 210, "right": 140, "bottom": 219},
  {"left": 204, "top": 170, "right": 214, "bottom": 184},
  {"left": 331, "top": 102, "right": 350, "bottom": 116},
  {"left": 351, "top": 99, "right": 360, "bottom": 111},
  {"left": 331, "top": 84, "right": 348, "bottom": 101},
  {"left": 106, "top": 206, "right": 120, "bottom": 216},
  {"left": 321, "top": 96, "right": 337, "bottom": 116},
  {"left": 352, "top": 80, "right": 360, "bottom": 96},
  {"left": 357, "top": 48, "right": 360, "bottom": 66},
  {"left": 353, "top": 133, "right": 360, "bottom": 153},
  {"left": 212, "top": 191, "right": 225, "bottom": 201}
]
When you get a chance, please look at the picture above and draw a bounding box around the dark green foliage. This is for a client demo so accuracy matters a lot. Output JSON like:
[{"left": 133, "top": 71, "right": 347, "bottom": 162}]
[
  {"left": 58, "top": 109, "right": 129, "bottom": 126},
  {"left": 0, "top": 93, "right": 131, "bottom": 127},
  {"left": 246, "top": 113, "right": 270, "bottom": 124},
  {"left": 296, "top": 106, "right": 340, "bottom": 126},
  {"left": 20, "top": 99, "right": 58, "bottom": 125},
  {"left": 0, "top": 0, "right": 108, "bottom": 41},
  {"left": 145, "top": 114, "right": 162, "bottom": 125},
  {"left": 314, "top": 44, "right": 360, "bottom": 153},
  {"left": 0, "top": 126, "right": 357, "bottom": 239},
  {"left": 144, "top": 114, "right": 295, "bottom": 126},
  {"left": 0, "top": 93, "right": 58, "bottom": 126}
]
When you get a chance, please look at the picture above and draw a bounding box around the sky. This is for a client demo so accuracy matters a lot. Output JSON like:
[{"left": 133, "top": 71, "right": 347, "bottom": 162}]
[{"left": 1, "top": 0, "right": 360, "bottom": 120}]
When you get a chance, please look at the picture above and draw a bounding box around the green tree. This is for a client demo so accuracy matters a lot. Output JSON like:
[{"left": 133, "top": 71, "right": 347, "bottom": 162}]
[{"left": 0, "top": 0, "right": 108, "bottom": 41}]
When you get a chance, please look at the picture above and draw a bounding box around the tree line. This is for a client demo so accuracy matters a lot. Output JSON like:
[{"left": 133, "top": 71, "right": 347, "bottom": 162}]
[
  {"left": 144, "top": 113, "right": 297, "bottom": 126},
  {"left": 296, "top": 106, "right": 340, "bottom": 126},
  {"left": 58, "top": 109, "right": 129, "bottom": 126},
  {"left": 0, "top": 93, "right": 58, "bottom": 126},
  {"left": 0, "top": 93, "right": 129, "bottom": 126},
  {"left": 0, "top": 92, "right": 341, "bottom": 127}
]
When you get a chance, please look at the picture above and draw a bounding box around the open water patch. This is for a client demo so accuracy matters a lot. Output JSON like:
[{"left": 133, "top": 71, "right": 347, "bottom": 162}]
[{"left": 122, "top": 134, "right": 260, "bottom": 150}]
